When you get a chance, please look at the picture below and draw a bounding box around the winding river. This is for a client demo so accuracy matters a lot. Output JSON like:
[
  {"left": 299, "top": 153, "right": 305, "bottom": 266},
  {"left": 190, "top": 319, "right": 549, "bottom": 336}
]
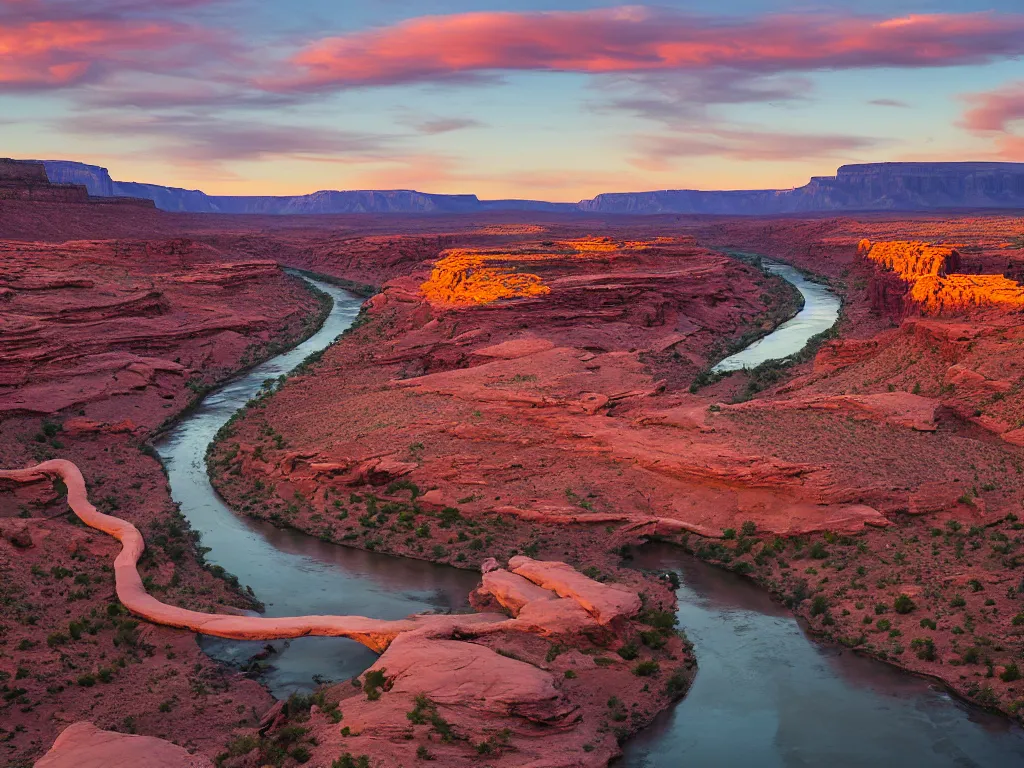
[
  {"left": 713, "top": 259, "right": 840, "bottom": 373},
  {"left": 154, "top": 277, "right": 479, "bottom": 697},
  {"left": 156, "top": 269, "right": 1024, "bottom": 763},
  {"left": 617, "top": 545, "right": 1024, "bottom": 767}
]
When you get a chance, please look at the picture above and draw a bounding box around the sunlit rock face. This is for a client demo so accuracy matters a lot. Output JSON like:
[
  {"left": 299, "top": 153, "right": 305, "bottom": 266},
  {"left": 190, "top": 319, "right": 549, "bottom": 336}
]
[{"left": 860, "top": 239, "right": 1024, "bottom": 316}]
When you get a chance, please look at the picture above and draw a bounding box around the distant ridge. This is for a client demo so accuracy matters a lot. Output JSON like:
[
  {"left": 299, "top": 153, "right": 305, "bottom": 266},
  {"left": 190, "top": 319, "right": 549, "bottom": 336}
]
[{"left": 37, "top": 160, "right": 1024, "bottom": 215}]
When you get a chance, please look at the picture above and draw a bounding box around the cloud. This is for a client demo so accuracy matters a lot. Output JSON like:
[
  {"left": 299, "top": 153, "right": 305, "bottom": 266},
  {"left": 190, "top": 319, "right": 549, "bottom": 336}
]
[
  {"left": 269, "top": 8, "right": 1024, "bottom": 91},
  {"left": 960, "top": 81, "right": 1024, "bottom": 160},
  {"left": 0, "top": 0, "right": 233, "bottom": 91},
  {"left": 630, "top": 127, "right": 878, "bottom": 170},
  {"left": 868, "top": 98, "right": 910, "bottom": 108},
  {"left": 598, "top": 71, "right": 811, "bottom": 123},
  {"left": 64, "top": 112, "right": 396, "bottom": 164},
  {"left": 961, "top": 81, "right": 1024, "bottom": 132},
  {"left": 411, "top": 117, "right": 484, "bottom": 135}
]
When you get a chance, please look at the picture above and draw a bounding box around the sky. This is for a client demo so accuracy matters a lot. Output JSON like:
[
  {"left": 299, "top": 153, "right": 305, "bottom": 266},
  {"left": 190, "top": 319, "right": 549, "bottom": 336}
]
[{"left": 1, "top": 0, "right": 1023, "bottom": 201}]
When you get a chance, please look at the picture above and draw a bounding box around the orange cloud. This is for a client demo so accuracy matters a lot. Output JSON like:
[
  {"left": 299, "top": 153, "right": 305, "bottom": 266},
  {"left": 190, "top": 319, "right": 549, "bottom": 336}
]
[{"left": 271, "top": 9, "right": 1024, "bottom": 91}]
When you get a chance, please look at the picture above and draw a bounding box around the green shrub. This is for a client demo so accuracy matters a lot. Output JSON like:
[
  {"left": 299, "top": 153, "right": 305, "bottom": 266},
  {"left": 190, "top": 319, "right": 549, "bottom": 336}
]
[
  {"left": 893, "top": 594, "right": 916, "bottom": 614},
  {"left": 46, "top": 632, "right": 68, "bottom": 648},
  {"left": 363, "top": 669, "right": 387, "bottom": 700},
  {"left": 911, "top": 638, "right": 936, "bottom": 661},
  {"left": 633, "top": 660, "right": 660, "bottom": 677},
  {"left": 617, "top": 643, "right": 639, "bottom": 660},
  {"left": 810, "top": 596, "right": 828, "bottom": 616}
]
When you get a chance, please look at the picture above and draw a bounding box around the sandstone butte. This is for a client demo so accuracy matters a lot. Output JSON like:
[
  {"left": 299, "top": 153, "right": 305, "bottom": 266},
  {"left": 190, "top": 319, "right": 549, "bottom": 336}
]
[{"left": 4, "top": 459, "right": 685, "bottom": 768}]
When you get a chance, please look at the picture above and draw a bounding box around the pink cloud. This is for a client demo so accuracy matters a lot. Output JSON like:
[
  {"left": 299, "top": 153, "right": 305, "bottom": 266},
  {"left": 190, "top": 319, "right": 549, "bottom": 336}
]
[
  {"left": 0, "top": 2, "right": 228, "bottom": 91},
  {"left": 960, "top": 81, "right": 1024, "bottom": 160},
  {"left": 270, "top": 9, "right": 1024, "bottom": 91},
  {"left": 962, "top": 81, "right": 1024, "bottom": 132}
]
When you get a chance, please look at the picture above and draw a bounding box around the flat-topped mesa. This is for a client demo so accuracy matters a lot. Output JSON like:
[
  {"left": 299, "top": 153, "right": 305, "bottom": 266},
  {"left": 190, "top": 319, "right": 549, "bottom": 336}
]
[
  {"left": 859, "top": 239, "right": 1024, "bottom": 316},
  {"left": 0, "top": 158, "right": 155, "bottom": 207}
]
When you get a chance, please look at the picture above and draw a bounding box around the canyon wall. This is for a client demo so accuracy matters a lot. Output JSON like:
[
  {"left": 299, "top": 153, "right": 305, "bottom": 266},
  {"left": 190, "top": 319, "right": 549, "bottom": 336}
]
[
  {"left": 860, "top": 239, "right": 1024, "bottom": 316},
  {"left": 37, "top": 160, "right": 1024, "bottom": 215},
  {"left": 0, "top": 159, "right": 91, "bottom": 203}
]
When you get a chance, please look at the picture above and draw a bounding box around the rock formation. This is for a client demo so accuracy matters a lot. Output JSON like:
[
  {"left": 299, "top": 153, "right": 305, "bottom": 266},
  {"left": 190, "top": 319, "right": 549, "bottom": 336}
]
[
  {"left": 861, "top": 239, "right": 1024, "bottom": 315},
  {"left": 35, "top": 722, "right": 213, "bottom": 768},
  {"left": 1, "top": 159, "right": 154, "bottom": 208}
]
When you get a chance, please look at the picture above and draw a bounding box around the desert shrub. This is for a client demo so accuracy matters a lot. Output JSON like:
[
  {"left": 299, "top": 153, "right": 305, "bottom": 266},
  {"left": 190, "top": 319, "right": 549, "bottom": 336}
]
[
  {"left": 911, "top": 638, "right": 936, "bottom": 661},
  {"left": 893, "top": 594, "right": 916, "bottom": 614},
  {"left": 362, "top": 669, "right": 387, "bottom": 701},
  {"left": 633, "top": 660, "right": 660, "bottom": 677},
  {"left": 617, "top": 643, "right": 639, "bottom": 661}
]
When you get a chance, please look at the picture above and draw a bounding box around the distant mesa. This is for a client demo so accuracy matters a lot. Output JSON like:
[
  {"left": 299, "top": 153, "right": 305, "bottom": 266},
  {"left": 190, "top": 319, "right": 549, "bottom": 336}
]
[
  {"left": 0, "top": 158, "right": 154, "bottom": 208},
  {"left": 29, "top": 159, "right": 1024, "bottom": 215}
]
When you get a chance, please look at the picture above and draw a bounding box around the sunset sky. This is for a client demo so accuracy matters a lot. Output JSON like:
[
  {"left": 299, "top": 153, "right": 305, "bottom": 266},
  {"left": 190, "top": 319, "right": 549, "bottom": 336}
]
[{"left": 2, "top": 0, "right": 1023, "bottom": 200}]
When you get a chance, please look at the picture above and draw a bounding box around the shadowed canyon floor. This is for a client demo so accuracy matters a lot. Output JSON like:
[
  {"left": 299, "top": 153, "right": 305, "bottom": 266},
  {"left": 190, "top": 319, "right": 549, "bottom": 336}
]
[{"left": 2, "top": 206, "right": 1024, "bottom": 767}]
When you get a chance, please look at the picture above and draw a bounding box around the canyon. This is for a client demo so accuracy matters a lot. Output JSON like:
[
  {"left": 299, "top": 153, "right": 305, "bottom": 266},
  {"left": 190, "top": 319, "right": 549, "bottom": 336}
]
[{"left": 1, "top": 160, "right": 1024, "bottom": 767}]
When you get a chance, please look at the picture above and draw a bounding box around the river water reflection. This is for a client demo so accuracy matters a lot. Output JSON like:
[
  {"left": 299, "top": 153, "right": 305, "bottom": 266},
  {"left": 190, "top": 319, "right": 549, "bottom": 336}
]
[{"left": 618, "top": 544, "right": 1024, "bottom": 767}]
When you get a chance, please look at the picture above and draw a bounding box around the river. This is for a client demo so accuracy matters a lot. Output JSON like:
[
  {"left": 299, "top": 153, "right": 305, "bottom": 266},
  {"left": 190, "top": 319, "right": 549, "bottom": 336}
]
[
  {"left": 617, "top": 545, "right": 1024, "bottom": 767},
  {"left": 713, "top": 260, "right": 840, "bottom": 373},
  {"left": 153, "top": 277, "right": 480, "bottom": 698},
  {"left": 155, "top": 270, "right": 1024, "bottom": 764}
]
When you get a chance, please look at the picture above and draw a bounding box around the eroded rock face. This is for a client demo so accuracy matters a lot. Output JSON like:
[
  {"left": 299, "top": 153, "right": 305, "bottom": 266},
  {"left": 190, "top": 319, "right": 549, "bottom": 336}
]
[
  {"left": 508, "top": 556, "right": 642, "bottom": 625},
  {"left": 0, "top": 240, "right": 318, "bottom": 422},
  {"left": 861, "top": 239, "right": 1024, "bottom": 316},
  {"left": 35, "top": 722, "right": 213, "bottom": 768}
]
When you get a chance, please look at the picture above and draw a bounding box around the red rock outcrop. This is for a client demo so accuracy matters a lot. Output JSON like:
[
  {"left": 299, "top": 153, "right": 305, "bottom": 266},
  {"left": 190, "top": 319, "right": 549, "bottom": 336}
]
[
  {"left": 0, "top": 241, "right": 318, "bottom": 420},
  {"left": 35, "top": 722, "right": 213, "bottom": 768},
  {"left": 860, "top": 239, "right": 1024, "bottom": 316}
]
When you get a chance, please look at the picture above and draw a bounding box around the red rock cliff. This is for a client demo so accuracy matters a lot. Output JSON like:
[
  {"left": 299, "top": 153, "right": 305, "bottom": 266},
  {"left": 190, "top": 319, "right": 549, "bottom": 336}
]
[{"left": 860, "top": 239, "right": 1024, "bottom": 316}]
